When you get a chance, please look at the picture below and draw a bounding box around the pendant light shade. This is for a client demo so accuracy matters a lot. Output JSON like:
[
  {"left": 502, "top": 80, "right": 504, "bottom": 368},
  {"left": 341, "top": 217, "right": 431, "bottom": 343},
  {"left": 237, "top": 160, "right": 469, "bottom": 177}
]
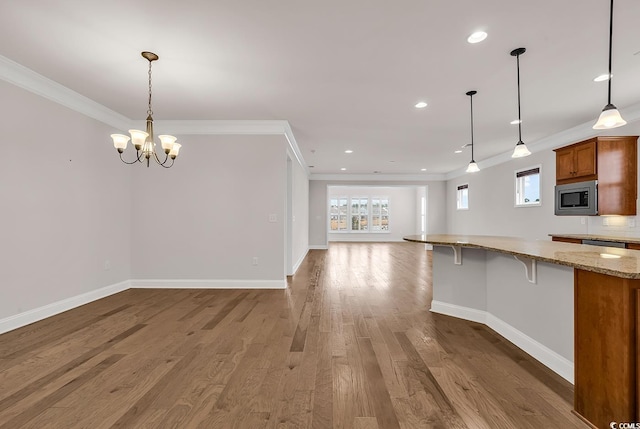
[
  {"left": 466, "top": 161, "right": 480, "bottom": 173},
  {"left": 465, "top": 90, "right": 480, "bottom": 173},
  {"left": 593, "top": 0, "right": 626, "bottom": 129},
  {"left": 510, "top": 48, "right": 531, "bottom": 158}
]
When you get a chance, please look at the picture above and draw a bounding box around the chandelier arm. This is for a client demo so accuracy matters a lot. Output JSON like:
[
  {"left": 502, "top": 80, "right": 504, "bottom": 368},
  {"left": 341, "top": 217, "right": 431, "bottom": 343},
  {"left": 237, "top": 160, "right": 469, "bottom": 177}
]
[
  {"left": 152, "top": 150, "right": 174, "bottom": 168},
  {"left": 119, "top": 150, "right": 143, "bottom": 165},
  {"left": 157, "top": 155, "right": 175, "bottom": 169}
]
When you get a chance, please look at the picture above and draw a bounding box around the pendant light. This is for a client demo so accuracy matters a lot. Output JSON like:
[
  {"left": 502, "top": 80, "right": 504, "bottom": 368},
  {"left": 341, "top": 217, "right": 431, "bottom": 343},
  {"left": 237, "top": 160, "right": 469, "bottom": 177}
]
[
  {"left": 593, "top": 0, "right": 626, "bottom": 129},
  {"left": 465, "top": 90, "right": 480, "bottom": 173},
  {"left": 510, "top": 48, "right": 531, "bottom": 158}
]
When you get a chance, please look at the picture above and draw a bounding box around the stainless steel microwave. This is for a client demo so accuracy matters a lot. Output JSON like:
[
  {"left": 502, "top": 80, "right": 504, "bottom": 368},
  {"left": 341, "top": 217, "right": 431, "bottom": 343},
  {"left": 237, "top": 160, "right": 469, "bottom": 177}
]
[{"left": 554, "top": 180, "right": 598, "bottom": 216}]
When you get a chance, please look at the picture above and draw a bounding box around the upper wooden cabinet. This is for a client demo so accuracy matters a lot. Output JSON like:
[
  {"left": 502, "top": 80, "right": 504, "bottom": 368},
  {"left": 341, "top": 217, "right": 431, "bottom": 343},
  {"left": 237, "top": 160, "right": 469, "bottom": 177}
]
[
  {"left": 554, "top": 136, "right": 638, "bottom": 215},
  {"left": 555, "top": 140, "right": 596, "bottom": 183}
]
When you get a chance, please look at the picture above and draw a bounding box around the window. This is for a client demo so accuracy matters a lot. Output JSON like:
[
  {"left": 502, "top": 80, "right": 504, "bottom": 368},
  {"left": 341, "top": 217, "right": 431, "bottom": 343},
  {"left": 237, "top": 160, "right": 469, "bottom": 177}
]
[
  {"left": 329, "top": 195, "right": 389, "bottom": 232},
  {"left": 371, "top": 197, "right": 389, "bottom": 231},
  {"left": 351, "top": 197, "right": 369, "bottom": 231},
  {"left": 329, "top": 197, "right": 348, "bottom": 231},
  {"left": 515, "top": 166, "right": 541, "bottom": 207},
  {"left": 456, "top": 184, "right": 469, "bottom": 210}
]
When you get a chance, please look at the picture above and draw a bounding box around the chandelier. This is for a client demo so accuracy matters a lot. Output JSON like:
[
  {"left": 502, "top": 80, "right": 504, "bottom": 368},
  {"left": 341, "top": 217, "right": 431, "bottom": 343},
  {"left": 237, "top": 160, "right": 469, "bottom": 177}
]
[{"left": 110, "top": 51, "right": 181, "bottom": 168}]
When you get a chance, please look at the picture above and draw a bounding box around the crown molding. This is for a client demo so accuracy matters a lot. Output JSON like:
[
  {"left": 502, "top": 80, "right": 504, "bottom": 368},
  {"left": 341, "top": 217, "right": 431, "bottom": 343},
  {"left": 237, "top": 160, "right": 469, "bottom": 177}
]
[
  {"left": 0, "top": 54, "right": 132, "bottom": 131},
  {"left": 154, "top": 120, "right": 308, "bottom": 175},
  {"left": 0, "top": 54, "right": 308, "bottom": 175},
  {"left": 4, "top": 52, "right": 640, "bottom": 184},
  {"left": 445, "top": 101, "right": 640, "bottom": 181},
  {"left": 310, "top": 173, "right": 446, "bottom": 182}
]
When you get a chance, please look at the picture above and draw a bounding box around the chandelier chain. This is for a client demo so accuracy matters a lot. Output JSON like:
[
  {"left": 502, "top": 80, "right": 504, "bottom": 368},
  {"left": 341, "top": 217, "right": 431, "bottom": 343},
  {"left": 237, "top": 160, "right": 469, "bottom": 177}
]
[{"left": 147, "top": 60, "right": 153, "bottom": 117}]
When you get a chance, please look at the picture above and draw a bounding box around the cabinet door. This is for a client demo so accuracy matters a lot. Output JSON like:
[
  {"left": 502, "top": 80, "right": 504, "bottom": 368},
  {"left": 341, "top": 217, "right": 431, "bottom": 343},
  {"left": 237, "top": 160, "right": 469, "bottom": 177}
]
[
  {"left": 598, "top": 137, "right": 638, "bottom": 215},
  {"left": 555, "top": 147, "right": 575, "bottom": 181},
  {"left": 574, "top": 141, "right": 597, "bottom": 178}
]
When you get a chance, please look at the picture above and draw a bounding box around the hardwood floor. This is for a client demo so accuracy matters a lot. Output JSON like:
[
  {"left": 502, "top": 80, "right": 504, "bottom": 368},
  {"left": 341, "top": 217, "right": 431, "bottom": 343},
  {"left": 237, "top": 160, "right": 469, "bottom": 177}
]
[{"left": 0, "top": 242, "right": 587, "bottom": 428}]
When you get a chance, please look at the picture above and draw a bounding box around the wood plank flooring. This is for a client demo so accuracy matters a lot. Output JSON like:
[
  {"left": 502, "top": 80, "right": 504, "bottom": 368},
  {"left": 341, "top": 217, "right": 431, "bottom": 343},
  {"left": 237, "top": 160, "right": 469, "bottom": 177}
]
[{"left": 0, "top": 242, "right": 587, "bottom": 428}]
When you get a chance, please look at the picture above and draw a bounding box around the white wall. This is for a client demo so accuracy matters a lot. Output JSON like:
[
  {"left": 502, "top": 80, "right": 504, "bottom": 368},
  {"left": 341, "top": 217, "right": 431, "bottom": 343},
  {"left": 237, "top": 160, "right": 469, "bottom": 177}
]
[
  {"left": 290, "top": 152, "right": 309, "bottom": 273},
  {"left": 0, "top": 80, "right": 132, "bottom": 320},
  {"left": 446, "top": 128, "right": 640, "bottom": 240},
  {"left": 309, "top": 180, "right": 446, "bottom": 248},
  {"left": 130, "top": 134, "right": 288, "bottom": 283}
]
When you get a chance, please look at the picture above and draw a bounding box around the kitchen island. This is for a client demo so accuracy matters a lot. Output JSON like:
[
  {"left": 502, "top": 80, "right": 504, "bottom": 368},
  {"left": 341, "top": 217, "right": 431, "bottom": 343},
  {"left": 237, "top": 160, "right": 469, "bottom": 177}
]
[{"left": 404, "top": 234, "right": 640, "bottom": 429}]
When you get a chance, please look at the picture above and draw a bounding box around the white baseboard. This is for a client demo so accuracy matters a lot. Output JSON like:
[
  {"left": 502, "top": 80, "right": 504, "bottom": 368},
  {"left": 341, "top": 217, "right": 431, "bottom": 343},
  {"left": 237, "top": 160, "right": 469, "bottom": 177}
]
[
  {"left": 130, "top": 279, "right": 287, "bottom": 289},
  {"left": 291, "top": 249, "right": 309, "bottom": 275},
  {"left": 430, "top": 300, "right": 574, "bottom": 384},
  {"left": 431, "top": 300, "right": 487, "bottom": 324},
  {"left": 309, "top": 244, "right": 329, "bottom": 250},
  {"left": 0, "top": 276, "right": 290, "bottom": 335},
  {"left": 0, "top": 280, "right": 130, "bottom": 335}
]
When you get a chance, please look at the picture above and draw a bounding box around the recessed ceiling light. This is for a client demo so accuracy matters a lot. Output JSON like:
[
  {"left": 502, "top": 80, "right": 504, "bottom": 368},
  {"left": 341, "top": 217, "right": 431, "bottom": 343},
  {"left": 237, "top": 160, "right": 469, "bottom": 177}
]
[
  {"left": 467, "top": 31, "right": 488, "bottom": 44},
  {"left": 340, "top": 167, "right": 346, "bottom": 171},
  {"left": 420, "top": 168, "right": 427, "bottom": 171},
  {"left": 510, "top": 119, "right": 522, "bottom": 125},
  {"left": 593, "top": 73, "right": 612, "bottom": 82},
  {"left": 415, "top": 101, "right": 428, "bottom": 108},
  {"left": 454, "top": 150, "right": 463, "bottom": 154},
  {"left": 345, "top": 149, "right": 353, "bottom": 154}
]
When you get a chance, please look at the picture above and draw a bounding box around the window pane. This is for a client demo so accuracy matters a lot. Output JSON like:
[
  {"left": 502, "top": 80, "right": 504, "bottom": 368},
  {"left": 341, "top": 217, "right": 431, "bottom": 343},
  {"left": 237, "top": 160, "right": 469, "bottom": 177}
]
[
  {"left": 515, "top": 168, "right": 540, "bottom": 206},
  {"left": 381, "top": 199, "right": 389, "bottom": 230},
  {"left": 457, "top": 186, "right": 469, "bottom": 209},
  {"left": 330, "top": 198, "right": 338, "bottom": 231},
  {"left": 339, "top": 198, "right": 348, "bottom": 230}
]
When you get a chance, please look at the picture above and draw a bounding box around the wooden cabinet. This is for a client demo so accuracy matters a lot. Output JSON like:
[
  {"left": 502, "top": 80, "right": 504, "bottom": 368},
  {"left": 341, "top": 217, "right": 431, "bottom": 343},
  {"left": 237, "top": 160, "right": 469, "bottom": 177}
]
[
  {"left": 555, "top": 140, "right": 596, "bottom": 183},
  {"left": 555, "top": 136, "right": 638, "bottom": 215},
  {"left": 551, "top": 236, "right": 582, "bottom": 244},
  {"left": 575, "top": 270, "right": 640, "bottom": 428}
]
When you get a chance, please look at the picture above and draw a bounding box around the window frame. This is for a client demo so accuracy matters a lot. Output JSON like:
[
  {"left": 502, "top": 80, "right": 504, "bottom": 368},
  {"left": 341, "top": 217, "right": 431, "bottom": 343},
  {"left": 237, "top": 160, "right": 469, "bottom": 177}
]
[
  {"left": 514, "top": 165, "right": 542, "bottom": 208},
  {"left": 456, "top": 183, "right": 469, "bottom": 210},
  {"left": 328, "top": 194, "right": 390, "bottom": 233}
]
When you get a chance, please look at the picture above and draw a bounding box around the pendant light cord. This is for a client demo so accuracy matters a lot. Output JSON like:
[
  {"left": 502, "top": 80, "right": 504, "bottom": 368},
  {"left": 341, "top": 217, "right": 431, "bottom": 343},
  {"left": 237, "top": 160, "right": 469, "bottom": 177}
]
[
  {"left": 470, "top": 93, "right": 475, "bottom": 161},
  {"left": 607, "top": 0, "right": 614, "bottom": 105},
  {"left": 516, "top": 53, "right": 523, "bottom": 143}
]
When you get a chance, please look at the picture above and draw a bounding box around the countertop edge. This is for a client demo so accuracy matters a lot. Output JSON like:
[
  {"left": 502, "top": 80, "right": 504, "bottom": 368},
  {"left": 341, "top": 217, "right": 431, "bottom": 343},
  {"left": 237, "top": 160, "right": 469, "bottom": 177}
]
[
  {"left": 549, "top": 234, "right": 640, "bottom": 244},
  {"left": 404, "top": 235, "right": 640, "bottom": 279}
]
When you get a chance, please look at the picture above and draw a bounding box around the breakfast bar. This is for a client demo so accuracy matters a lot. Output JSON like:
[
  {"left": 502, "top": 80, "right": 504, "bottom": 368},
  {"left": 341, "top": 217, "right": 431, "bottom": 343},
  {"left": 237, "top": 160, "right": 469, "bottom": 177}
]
[{"left": 404, "top": 234, "right": 640, "bottom": 429}]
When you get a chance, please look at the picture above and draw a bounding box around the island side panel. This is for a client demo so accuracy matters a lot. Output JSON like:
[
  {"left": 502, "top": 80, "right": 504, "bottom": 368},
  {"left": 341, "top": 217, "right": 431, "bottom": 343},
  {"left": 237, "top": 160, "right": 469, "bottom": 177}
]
[
  {"left": 574, "top": 269, "right": 639, "bottom": 428},
  {"left": 431, "top": 246, "right": 487, "bottom": 321},
  {"left": 485, "top": 253, "right": 574, "bottom": 364}
]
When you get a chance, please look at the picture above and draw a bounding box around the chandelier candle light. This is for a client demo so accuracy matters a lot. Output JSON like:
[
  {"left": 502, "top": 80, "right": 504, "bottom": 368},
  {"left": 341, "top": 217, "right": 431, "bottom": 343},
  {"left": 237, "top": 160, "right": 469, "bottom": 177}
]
[
  {"left": 465, "top": 90, "right": 480, "bottom": 173},
  {"left": 510, "top": 47, "right": 531, "bottom": 158},
  {"left": 110, "top": 51, "right": 181, "bottom": 167}
]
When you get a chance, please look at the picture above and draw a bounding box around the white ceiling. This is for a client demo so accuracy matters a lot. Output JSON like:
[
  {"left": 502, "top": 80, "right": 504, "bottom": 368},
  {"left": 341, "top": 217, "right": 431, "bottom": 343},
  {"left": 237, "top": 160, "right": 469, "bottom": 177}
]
[{"left": 1, "top": 0, "right": 640, "bottom": 175}]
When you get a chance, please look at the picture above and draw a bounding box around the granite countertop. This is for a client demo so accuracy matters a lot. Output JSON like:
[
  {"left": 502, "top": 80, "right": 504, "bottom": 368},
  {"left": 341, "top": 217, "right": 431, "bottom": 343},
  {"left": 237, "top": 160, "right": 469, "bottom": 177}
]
[
  {"left": 549, "top": 233, "right": 640, "bottom": 244},
  {"left": 403, "top": 234, "right": 640, "bottom": 279}
]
